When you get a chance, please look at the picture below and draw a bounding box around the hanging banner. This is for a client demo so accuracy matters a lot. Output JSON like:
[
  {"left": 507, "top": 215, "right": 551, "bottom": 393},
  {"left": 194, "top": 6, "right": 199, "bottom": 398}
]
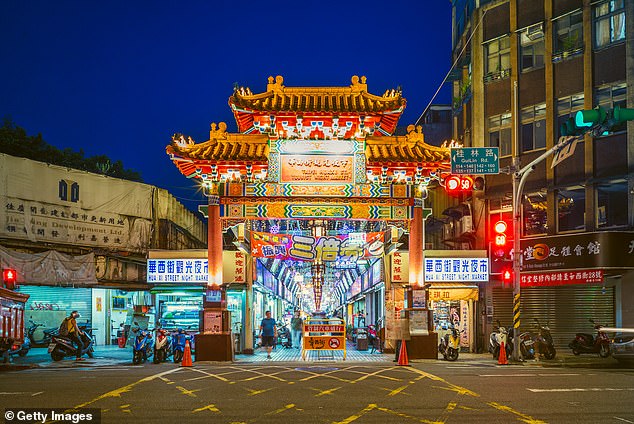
[{"left": 250, "top": 231, "right": 384, "bottom": 262}]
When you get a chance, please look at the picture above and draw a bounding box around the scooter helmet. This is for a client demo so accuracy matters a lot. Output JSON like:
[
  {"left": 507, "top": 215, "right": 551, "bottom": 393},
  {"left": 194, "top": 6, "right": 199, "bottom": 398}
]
[{"left": 71, "top": 310, "right": 81, "bottom": 318}]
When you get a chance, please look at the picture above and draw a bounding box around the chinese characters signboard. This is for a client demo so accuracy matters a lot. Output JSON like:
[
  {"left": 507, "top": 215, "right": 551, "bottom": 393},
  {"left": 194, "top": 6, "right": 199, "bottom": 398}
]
[
  {"left": 280, "top": 154, "right": 354, "bottom": 183},
  {"left": 520, "top": 270, "right": 603, "bottom": 286},
  {"left": 391, "top": 252, "right": 409, "bottom": 283},
  {"left": 250, "top": 231, "right": 384, "bottom": 262},
  {"left": 424, "top": 258, "right": 489, "bottom": 282},
  {"left": 521, "top": 232, "right": 634, "bottom": 271},
  {"left": 147, "top": 258, "right": 208, "bottom": 284}
]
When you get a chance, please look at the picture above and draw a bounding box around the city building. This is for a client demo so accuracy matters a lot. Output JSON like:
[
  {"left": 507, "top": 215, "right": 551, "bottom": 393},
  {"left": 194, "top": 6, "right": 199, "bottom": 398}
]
[
  {"left": 451, "top": 0, "right": 633, "bottom": 347},
  {"left": 0, "top": 153, "right": 207, "bottom": 345}
]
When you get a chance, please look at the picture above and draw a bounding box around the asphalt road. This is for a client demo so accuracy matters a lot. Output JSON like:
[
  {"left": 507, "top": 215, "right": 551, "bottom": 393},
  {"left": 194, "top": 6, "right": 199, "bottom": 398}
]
[{"left": 1, "top": 354, "right": 633, "bottom": 424}]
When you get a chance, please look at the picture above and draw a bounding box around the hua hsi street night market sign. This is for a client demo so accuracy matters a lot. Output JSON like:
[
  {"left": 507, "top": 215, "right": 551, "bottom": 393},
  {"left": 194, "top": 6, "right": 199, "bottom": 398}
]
[
  {"left": 147, "top": 258, "right": 208, "bottom": 283},
  {"left": 250, "top": 231, "right": 384, "bottom": 262},
  {"left": 424, "top": 258, "right": 489, "bottom": 282},
  {"left": 520, "top": 231, "right": 634, "bottom": 271}
]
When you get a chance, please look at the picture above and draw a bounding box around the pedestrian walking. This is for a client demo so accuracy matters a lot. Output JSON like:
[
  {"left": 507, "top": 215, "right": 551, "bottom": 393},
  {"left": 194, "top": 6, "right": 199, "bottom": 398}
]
[
  {"left": 259, "top": 310, "right": 277, "bottom": 359},
  {"left": 290, "top": 311, "right": 303, "bottom": 349}
]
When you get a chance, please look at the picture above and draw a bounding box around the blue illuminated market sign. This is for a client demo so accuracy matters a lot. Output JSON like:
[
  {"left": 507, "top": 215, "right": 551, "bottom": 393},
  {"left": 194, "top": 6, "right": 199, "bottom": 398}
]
[
  {"left": 147, "top": 258, "right": 208, "bottom": 283},
  {"left": 424, "top": 258, "right": 489, "bottom": 282}
]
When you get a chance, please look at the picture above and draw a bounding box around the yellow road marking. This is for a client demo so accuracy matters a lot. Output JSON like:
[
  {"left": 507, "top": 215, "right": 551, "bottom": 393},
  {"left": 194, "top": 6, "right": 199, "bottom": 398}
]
[
  {"left": 487, "top": 402, "right": 548, "bottom": 424},
  {"left": 176, "top": 386, "right": 200, "bottom": 398},
  {"left": 387, "top": 385, "right": 410, "bottom": 396},
  {"left": 332, "top": 403, "right": 377, "bottom": 424},
  {"left": 445, "top": 402, "right": 457, "bottom": 412},
  {"left": 73, "top": 367, "right": 183, "bottom": 409},
  {"left": 247, "top": 388, "right": 273, "bottom": 396},
  {"left": 375, "top": 405, "right": 444, "bottom": 424},
  {"left": 298, "top": 367, "right": 354, "bottom": 383},
  {"left": 193, "top": 404, "right": 220, "bottom": 413},
  {"left": 349, "top": 367, "right": 402, "bottom": 383},
  {"left": 313, "top": 386, "right": 342, "bottom": 397},
  {"left": 265, "top": 403, "right": 295, "bottom": 415}
]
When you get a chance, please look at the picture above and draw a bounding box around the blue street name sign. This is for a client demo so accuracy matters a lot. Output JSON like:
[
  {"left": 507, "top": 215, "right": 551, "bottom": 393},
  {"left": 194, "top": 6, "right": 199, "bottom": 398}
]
[{"left": 451, "top": 147, "right": 499, "bottom": 175}]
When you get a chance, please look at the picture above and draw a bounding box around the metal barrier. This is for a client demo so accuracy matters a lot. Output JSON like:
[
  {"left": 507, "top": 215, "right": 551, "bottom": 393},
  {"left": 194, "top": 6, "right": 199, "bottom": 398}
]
[{"left": 302, "top": 318, "right": 346, "bottom": 360}]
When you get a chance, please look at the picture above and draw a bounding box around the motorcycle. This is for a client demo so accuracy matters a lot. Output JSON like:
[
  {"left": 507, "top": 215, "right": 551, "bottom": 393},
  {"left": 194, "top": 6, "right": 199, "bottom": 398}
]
[
  {"left": 131, "top": 324, "right": 153, "bottom": 365},
  {"left": 489, "top": 320, "right": 513, "bottom": 360},
  {"left": 26, "top": 320, "right": 58, "bottom": 347},
  {"left": 532, "top": 318, "right": 556, "bottom": 359},
  {"left": 277, "top": 323, "right": 292, "bottom": 349},
  {"left": 2, "top": 335, "right": 31, "bottom": 363},
  {"left": 569, "top": 319, "right": 611, "bottom": 358},
  {"left": 153, "top": 327, "right": 172, "bottom": 364},
  {"left": 48, "top": 327, "right": 94, "bottom": 361},
  {"left": 172, "top": 328, "right": 194, "bottom": 363},
  {"left": 438, "top": 325, "right": 460, "bottom": 361}
]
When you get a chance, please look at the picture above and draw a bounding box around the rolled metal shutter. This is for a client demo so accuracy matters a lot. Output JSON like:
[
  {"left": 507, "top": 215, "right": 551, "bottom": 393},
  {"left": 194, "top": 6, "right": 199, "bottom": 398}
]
[
  {"left": 18, "top": 286, "right": 93, "bottom": 324},
  {"left": 491, "top": 287, "right": 513, "bottom": 328},
  {"left": 520, "top": 286, "right": 614, "bottom": 348}
]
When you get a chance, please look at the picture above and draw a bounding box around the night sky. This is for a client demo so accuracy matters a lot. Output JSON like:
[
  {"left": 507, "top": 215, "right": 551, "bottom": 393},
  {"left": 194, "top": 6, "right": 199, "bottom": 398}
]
[{"left": 1, "top": 1, "right": 452, "bottom": 213}]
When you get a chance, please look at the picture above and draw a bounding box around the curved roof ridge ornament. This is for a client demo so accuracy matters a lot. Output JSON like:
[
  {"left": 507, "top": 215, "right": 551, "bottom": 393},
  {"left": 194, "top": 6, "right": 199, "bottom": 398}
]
[{"left": 209, "top": 122, "right": 228, "bottom": 140}]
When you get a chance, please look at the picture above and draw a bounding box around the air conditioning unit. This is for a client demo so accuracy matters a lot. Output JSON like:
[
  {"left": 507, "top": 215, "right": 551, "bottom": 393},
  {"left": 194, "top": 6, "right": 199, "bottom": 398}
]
[
  {"left": 526, "top": 23, "right": 544, "bottom": 41},
  {"left": 460, "top": 215, "right": 473, "bottom": 234}
]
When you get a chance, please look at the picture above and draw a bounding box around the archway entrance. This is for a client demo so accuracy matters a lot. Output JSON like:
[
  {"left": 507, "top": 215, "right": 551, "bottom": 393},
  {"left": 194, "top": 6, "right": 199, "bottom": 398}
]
[{"left": 166, "top": 76, "right": 452, "bottom": 361}]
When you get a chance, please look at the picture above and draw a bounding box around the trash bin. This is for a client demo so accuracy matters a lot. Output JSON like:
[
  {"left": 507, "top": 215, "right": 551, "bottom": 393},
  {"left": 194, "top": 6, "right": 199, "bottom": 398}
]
[{"left": 356, "top": 330, "right": 368, "bottom": 351}]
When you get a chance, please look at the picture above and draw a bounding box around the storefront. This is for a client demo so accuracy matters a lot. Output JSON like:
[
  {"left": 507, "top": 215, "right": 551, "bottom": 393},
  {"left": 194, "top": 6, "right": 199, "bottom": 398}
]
[{"left": 151, "top": 286, "right": 204, "bottom": 331}]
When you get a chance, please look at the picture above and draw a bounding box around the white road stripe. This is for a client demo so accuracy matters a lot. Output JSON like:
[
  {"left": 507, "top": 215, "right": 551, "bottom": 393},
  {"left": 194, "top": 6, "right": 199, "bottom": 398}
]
[
  {"left": 614, "top": 417, "right": 634, "bottom": 423},
  {"left": 528, "top": 388, "right": 634, "bottom": 392}
]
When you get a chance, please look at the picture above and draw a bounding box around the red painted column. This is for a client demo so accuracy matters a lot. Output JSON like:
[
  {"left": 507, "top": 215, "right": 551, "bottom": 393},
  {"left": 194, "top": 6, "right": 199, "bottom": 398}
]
[
  {"left": 207, "top": 202, "right": 223, "bottom": 287},
  {"left": 409, "top": 206, "right": 423, "bottom": 287}
]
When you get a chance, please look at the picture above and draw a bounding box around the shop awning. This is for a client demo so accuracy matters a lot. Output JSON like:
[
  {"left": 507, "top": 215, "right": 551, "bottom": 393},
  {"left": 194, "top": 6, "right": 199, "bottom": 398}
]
[{"left": 429, "top": 282, "right": 479, "bottom": 301}]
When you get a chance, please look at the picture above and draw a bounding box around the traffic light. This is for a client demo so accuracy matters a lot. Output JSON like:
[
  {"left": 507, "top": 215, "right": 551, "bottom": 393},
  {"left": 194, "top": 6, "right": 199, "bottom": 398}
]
[
  {"left": 493, "top": 220, "right": 507, "bottom": 246},
  {"left": 613, "top": 106, "right": 634, "bottom": 124},
  {"left": 444, "top": 175, "right": 473, "bottom": 196},
  {"left": 502, "top": 268, "right": 513, "bottom": 285},
  {"left": 575, "top": 106, "right": 607, "bottom": 128},
  {"left": 2, "top": 268, "right": 17, "bottom": 290}
]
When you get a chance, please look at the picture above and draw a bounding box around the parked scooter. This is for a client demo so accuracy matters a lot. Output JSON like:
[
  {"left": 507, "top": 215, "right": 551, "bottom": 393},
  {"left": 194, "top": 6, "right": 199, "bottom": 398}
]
[
  {"left": 2, "top": 335, "right": 31, "bottom": 363},
  {"left": 569, "top": 319, "right": 611, "bottom": 358},
  {"left": 532, "top": 318, "right": 556, "bottom": 359},
  {"left": 277, "top": 323, "right": 292, "bottom": 349},
  {"left": 131, "top": 323, "right": 153, "bottom": 365},
  {"left": 26, "top": 320, "right": 58, "bottom": 347},
  {"left": 48, "top": 327, "right": 94, "bottom": 361},
  {"left": 438, "top": 325, "right": 460, "bottom": 361},
  {"left": 153, "top": 326, "right": 172, "bottom": 364},
  {"left": 489, "top": 320, "right": 513, "bottom": 360},
  {"left": 172, "top": 328, "right": 194, "bottom": 363}
]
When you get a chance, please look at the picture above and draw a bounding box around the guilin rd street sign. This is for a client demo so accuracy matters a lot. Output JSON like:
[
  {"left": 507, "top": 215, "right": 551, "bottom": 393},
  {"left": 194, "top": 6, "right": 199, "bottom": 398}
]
[{"left": 451, "top": 147, "right": 499, "bottom": 175}]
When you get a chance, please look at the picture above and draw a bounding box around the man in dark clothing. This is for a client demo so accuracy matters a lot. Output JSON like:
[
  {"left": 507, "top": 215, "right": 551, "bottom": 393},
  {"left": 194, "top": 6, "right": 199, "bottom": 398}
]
[
  {"left": 259, "top": 310, "right": 277, "bottom": 359},
  {"left": 290, "top": 311, "right": 303, "bottom": 349},
  {"left": 61, "top": 311, "right": 85, "bottom": 361}
]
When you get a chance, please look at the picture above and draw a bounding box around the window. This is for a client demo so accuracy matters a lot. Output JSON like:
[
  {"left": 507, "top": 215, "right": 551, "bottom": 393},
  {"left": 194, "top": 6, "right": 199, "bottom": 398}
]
[
  {"left": 557, "top": 93, "right": 585, "bottom": 138},
  {"left": 596, "top": 180, "right": 628, "bottom": 228},
  {"left": 488, "top": 113, "right": 512, "bottom": 157},
  {"left": 553, "top": 10, "right": 583, "bottom": 60},
  {"left": 519, "top": 25, "right": 545, "bottom": 71},
  {"left": 484, "top": 36, "right": 511, "bottom": 81},
  {"left": 521, "top": 103, "right": 546, "bottom": 152},
  {"left": 523, "top": 191, "right": 548, "bottom": 236},
  {"left": 594, "top": 0, "right": 626, "bottom": 48},
  {"left": 596, "top": 82, "right": 627, "bottom": 133},
  {"left": 557, "top": 187, "right": 585, "bottom": 232}
]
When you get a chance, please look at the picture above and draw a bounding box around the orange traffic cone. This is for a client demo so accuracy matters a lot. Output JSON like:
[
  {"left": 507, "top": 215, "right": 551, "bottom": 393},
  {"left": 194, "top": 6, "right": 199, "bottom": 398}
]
[
  {"left": 181, "top": 340, "right": 193, "bottom": 367},
  {"left": 498, "top": 341, "right": 508, "bottom": 365},
  {"left": 397, "top": 339, "right": 410, "bottom": 366}
]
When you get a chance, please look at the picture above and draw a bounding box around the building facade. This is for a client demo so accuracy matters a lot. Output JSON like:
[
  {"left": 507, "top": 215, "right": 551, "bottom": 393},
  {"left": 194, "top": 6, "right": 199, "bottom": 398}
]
[{"left": 451, "top": 0, "right": 634, "bottom": 347}]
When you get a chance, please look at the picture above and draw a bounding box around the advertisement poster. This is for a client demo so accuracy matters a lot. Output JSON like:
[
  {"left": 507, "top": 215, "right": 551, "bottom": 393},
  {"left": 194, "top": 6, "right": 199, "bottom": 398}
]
[
  {"left": 412, "top": 290, "right": 427, "bottom": 308},
  {"left": 204, "top": 311, "right": 223, "bottom": 334},
  {"left": 408, "top": 309, "right": 429, "bottom": 336}
]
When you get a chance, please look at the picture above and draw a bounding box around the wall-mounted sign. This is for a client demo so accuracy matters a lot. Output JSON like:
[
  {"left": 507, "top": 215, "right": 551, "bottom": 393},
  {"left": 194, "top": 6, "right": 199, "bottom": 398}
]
[
  {"left": 520, "top": 270, "right": 603, "bottom": 286},
  {"left": 391, "top": 252, "right": 409, "bottom": 283},
  {"left": 147, "top": 258, "right": 208, "bottom": 284},
  {"left": 424, "top": 258, "right": 489, "bottom": 282},
  {"left": 280, "top": 154, "right": 354, "bottom": 183},
  {"left": 521, "top": 232, "right": 634, "bottom": 271},
  {"left": 250, "top": 231, "right": 384, "bottom": 262}
]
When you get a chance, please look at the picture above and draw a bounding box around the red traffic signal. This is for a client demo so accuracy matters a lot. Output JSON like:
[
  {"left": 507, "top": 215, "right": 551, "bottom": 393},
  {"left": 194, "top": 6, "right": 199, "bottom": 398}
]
[
  {"left": 494, "top": 220, "right": 507, "bottom": 246},
  {"left": 502, "top": 268, "right": 513, "bottom": 284},
  {"left": 2, "top": 268, "right": 17, "bottom": 290},
  {"left": 444, "top": 175, "right": 473, "bottom": 195}
]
